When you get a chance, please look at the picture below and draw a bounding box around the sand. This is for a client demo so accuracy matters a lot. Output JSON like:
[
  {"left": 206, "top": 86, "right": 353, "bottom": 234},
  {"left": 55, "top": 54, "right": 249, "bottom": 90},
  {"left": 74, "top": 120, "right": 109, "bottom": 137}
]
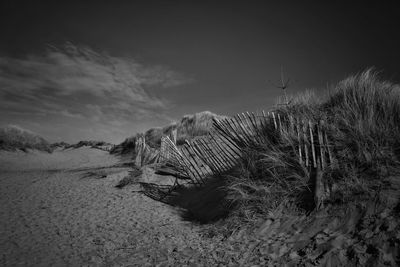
[
  {"left": 0, "top": 148, "right": 218, "bottom": 266},
  {"left": 0, "top": 147, "right": 120, "bottom": 171}
]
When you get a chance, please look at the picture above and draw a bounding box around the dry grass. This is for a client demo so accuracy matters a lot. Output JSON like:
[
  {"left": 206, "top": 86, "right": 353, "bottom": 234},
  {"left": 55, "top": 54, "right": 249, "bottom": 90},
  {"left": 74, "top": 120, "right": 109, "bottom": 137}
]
[
  {"left": 221, "top": 69, "right": 400, "bottom": 224},
  {"left": 0, "top": 125, "right": 52, "bottom": 152},
  {"left": 144, "top": 70, "right": 400, "bottom": 230},
  {"left": 128, "top": 70, "right": 400, "bottom": 264}
]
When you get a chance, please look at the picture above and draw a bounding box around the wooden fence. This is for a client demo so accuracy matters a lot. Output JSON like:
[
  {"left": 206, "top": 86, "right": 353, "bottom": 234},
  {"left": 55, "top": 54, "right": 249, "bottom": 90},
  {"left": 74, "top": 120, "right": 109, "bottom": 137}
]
[
  {"left": 159, "top": 129, "right": 177, "bottom": 163},
  {"left": 159, "top": 112, "right": 335, "bottom": 178},
  {"left": 134, "top": 133, "right": 159, "bottom": 167},
  {"left": 155, "top": 111, "right": 336, "bottom": 207}
]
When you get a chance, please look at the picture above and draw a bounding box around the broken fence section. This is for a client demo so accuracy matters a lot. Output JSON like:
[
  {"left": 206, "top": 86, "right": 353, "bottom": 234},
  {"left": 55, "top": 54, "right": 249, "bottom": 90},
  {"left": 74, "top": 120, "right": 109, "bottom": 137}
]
[
  {"left": 134, "top": 134, "right": 160, "bottom": 167},
  {"left": 158, "top": 111, "right": 337, "bottom": 209}
]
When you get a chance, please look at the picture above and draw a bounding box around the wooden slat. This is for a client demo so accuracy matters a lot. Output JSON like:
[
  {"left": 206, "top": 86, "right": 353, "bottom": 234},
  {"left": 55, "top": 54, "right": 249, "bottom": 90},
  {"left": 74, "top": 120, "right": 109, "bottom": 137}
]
[
  {"left": 165, "top": 136, "right": 195, "bottom": 179},
  {"left": 221, "top": 118, "right": 243, "bottom": 146},
  {"left": 272, "top": 112, "right": 278, "bottom": 129},
  {"left": 208, "top": 133, "right": 233, "bottom": 168},
  {"left": 181, "top": 144, "right": 206, "bottom": 183},
  {"left": 158, "top": 113, "right": 339, "bottom": 187},
  {"left": 208, "top": 131, "right": 238, "bottom": 165},
  {"left": 230, "top": 115, "right": 250, "bottom": 145},
  {"left": 235, "top": 114, "right": 253, "bottom": 145},
  {"left": 244, "top": 112, "right": 257, "bottom": 138},
  {"left": 309, "top": 120, "right": 317, "bottom": 168},
  {"left": 258, "top": 111, "right": 267, "bottom": 133},
  {"left": 199, "top": 138, "right": 226, "bottom": 172},
  {"left": 249, "top": 112, "right": 264, "bottom": 143},
  {"left": 196, "top": 139, "right": 220, "bottom": 174},
  {"left": 302, "top": 120, "right": 309, "bottom": 167},
  {"left": 296, "top": 120, "right": 303, "bottom": 165},
  {"left": 212, "top": 118, "right": 242, "bottom": 154},
  {"left": 289, "top": 115, "right": 294, "bottom": 133},
  {"left": 213, "top": 118, "right": 242, "bottom": 149},
  {"left": 277, "top": 113, "right": 283, "bottom": 132},
  {"left": 192, "top": 140, "right": 218, "bottom": 174},
  {"left": 324, "top": 129, "right": 335, "bottom": 168},
  {"left": 194, "top": 139, "right": 220, "bottom": 173},
  {"left": 229, "top": 117, "right": 249, "bottom": 146},
  {"left": 262, "top": 110, "right": 269, "bottom": 129},
  {"left": 317, "top": 122, "right": 326, "bottom": 170}
]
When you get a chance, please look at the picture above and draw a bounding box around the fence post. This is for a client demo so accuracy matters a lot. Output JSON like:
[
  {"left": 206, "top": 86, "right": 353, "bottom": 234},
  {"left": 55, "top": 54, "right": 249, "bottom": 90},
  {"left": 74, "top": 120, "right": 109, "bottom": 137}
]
[
  {"left": 171, "top": 129, "right": 177, "bottom": 145},
  {"left": 317, "top": 121, "right": 326, "bottom": 170},
  {"left": 135, "top": 134, "right": 144, "bottom": 167},
  {"left": 314, "top": 159, "right": 325, "bottom": 209},
  {"left": 277, "top": 113, "right": 283, "bottom": 133},
  {"left": 262, "top": 110, "right": 269, "bottom": 128},
  {"left": 302, "top": 120, "right": 309, "bottom": 167},
  {"left": 296, "top": 119, "right": 303, "bottom": 166},
  {"left": 309, "top": 120, "right": 317, "bottom": 168}
]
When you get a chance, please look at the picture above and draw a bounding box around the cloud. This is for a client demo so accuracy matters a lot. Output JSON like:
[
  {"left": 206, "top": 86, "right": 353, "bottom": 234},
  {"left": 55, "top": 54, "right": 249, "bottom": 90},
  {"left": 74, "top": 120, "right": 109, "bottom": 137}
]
[
  {"left": 0, "top": 43, "right": 191, "bottom": 142},
  {"left": 59, "top": 110, "right": 85, "bottom": 119}
]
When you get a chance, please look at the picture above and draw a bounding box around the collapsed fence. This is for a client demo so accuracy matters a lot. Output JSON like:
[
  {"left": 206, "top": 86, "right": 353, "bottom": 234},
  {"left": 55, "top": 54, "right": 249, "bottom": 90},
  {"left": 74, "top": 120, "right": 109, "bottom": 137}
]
[
  {"left": 158, "top": 112, "right": 335, "bottom": 178},
  {"left": 136, "top": 111, "right": 337, "bottom": 207}
]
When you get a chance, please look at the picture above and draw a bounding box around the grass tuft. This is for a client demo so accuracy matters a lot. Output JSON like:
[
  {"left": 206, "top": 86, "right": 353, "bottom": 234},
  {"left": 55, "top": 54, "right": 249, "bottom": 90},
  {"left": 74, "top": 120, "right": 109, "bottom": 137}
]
[{"left": 223, "top": 69, "right": 400, "bottom": 223}]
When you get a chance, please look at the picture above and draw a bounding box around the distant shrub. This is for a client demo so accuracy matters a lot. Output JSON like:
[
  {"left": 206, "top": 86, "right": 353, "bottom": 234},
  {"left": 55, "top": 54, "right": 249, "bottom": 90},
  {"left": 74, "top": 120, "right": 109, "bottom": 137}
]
[
  {"left": 110, "top": 136, "right": 136, "bottom": 154},
  {"left": 50, "top": 141, "right": 70, "bottom": 149},
  {"left": 0, "top": 125, "right": 52, "bottom": 152},
  {"left": 65, "top": 140, "right": 113, "bottom": 150}
]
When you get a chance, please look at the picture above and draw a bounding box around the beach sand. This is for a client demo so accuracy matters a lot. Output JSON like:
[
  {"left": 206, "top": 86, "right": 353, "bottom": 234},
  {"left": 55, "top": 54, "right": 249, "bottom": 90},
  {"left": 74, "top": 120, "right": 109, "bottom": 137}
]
[{"left": 0, "top": 148, "right": 216, "bottom": 266}]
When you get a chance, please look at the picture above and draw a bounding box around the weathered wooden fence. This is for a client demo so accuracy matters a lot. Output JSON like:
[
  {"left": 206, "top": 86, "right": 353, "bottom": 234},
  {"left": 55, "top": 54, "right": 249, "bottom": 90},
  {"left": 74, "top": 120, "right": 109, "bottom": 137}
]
[
  {"left": 156, "top": 111, "right": 336, "bottom": 207},
  {"left": 134, "top": 133, "right": 159, "bottom": 167},
  {"left": 159, "top": 129, "right": 177, "bottom": 162},
  {"left": 159, "top": 112, "right": 335, "bottom": 177},
  {"left": 159, "top": 133, "right": 241, "bottom": 184}
]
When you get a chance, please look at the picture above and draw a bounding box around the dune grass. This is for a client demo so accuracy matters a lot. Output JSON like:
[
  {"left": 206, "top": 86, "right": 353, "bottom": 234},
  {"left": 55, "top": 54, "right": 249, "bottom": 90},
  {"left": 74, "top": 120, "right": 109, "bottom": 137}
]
[
  {"left": 220, "top": 69, "right": 400, "bottom": 225},
  {"left": 0, "top": 125, "right": 53, "bottom": 152},
  {"left": 133, "top": 70, "right": 400, "bottom": 265},
  {"left": 111, "top": 111, "right": 226, "bottom": 155},
  {"left": 168, "top": 70, "right": 400, "bottom": 228}
]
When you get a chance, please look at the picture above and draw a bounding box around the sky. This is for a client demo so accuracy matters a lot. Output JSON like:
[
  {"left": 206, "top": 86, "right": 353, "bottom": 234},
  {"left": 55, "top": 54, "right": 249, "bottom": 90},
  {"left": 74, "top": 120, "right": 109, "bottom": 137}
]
[{"left": 1, "top": 1, "right": 399, "bottom": 143}]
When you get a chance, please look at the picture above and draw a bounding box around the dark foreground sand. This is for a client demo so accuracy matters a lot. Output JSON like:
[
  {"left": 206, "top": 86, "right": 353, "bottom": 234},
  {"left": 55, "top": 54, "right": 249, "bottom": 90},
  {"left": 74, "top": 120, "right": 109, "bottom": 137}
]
[{"left": 0, "top": 148, "right": 217, "bottom": 266}]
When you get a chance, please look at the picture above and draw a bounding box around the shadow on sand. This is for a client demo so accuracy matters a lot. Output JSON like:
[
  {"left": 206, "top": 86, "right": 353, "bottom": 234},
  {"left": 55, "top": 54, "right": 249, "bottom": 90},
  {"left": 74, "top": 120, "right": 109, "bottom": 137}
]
[{"left": 140, "top": 176, "right": 232, "bottom": 224}]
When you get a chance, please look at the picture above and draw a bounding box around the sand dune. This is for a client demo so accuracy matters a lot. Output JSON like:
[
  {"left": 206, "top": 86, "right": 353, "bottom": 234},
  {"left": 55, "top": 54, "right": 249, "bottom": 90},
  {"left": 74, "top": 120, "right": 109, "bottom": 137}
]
[
  {"left": 0, "top": 148, "right": 218, "bottom": 266},
  {"left": 0, "top": 147, "right": 119, "bottom": 171}
]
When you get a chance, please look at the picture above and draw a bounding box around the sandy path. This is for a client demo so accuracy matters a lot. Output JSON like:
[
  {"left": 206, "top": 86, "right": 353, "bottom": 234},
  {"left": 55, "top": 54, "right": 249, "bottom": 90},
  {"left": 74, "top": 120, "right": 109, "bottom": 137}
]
[{"left": 0, "top": 149, "right": 217, "bottom": 266}]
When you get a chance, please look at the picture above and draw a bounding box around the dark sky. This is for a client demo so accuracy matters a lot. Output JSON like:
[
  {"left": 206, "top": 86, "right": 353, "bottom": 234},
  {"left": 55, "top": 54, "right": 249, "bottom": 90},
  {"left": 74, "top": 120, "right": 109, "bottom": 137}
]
[{"left": 1, "top": 1, "right": 399, "bottom": 143}]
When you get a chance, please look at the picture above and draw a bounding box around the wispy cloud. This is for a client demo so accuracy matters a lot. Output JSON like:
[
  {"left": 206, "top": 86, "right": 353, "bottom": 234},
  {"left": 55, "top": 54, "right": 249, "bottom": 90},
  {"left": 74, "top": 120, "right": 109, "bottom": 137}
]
[{"left": 0, "top": 43, "right": 191, "bottom": 142}]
